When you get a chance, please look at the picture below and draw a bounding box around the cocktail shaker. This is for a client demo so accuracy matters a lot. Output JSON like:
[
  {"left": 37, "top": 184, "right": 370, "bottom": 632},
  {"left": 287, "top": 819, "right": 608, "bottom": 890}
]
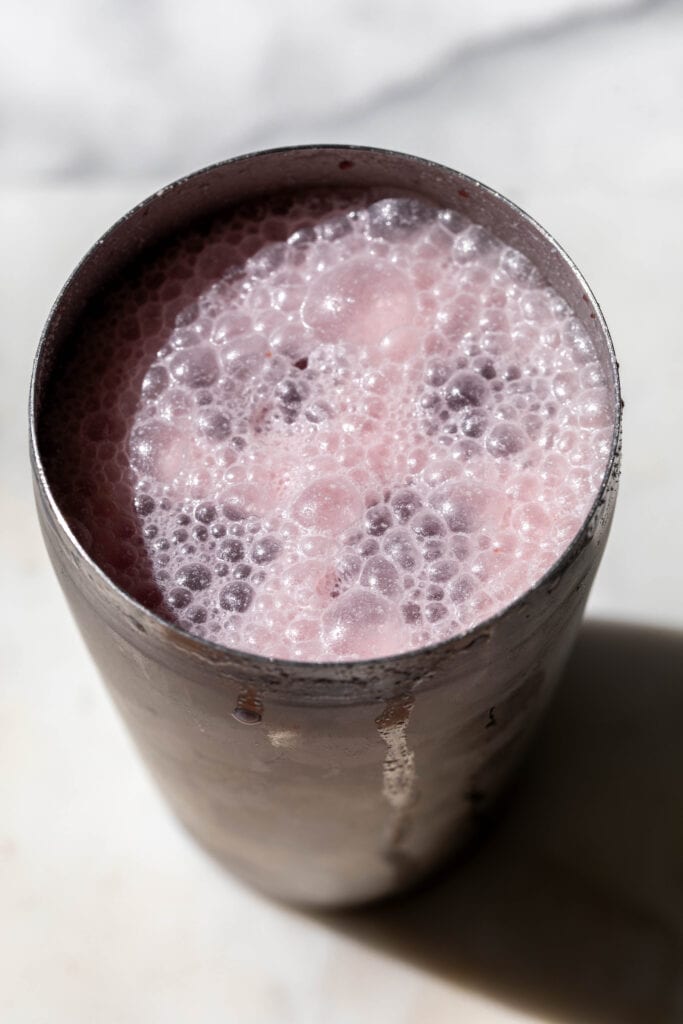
[{"left": 30, "top": 146, "right": 621, "bottom": 906}]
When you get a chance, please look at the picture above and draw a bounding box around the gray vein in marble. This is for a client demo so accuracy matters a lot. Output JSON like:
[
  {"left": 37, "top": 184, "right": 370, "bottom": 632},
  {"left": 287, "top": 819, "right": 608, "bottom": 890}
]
[
  {"left": 237, "top": 0, "right": 660, "bottom": 154},
  {"left": 1, "top": 0, "right": 643, "bottom": 183}
]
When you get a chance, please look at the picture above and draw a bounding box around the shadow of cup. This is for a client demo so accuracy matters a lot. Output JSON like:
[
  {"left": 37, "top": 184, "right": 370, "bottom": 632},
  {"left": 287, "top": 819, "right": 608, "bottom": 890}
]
[{"left": 313, "top": 620, "right": 683, "bottom": 1023}]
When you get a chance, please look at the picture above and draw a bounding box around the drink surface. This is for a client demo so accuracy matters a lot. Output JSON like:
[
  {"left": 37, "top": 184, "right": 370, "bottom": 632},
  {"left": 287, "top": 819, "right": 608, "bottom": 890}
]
[{"left": 42, "top": 192, "right": 613, "bottom": 660}]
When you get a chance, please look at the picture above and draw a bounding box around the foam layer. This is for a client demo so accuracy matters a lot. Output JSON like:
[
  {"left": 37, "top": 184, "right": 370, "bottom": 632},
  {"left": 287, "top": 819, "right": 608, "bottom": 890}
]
[{"left": 42, "top": 191, "right": 613, "bottom": 660}]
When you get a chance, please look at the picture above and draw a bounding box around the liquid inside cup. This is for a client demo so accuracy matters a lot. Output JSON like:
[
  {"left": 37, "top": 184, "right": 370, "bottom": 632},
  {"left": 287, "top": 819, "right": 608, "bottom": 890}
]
[{"left": 41, "top": 190, "right": 612, "bottom": 661}]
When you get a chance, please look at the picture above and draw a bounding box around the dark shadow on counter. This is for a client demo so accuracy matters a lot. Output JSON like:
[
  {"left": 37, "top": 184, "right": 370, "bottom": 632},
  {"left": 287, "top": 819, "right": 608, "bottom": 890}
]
[{"left": 313, "top": 620, "right": 683, "bottom": 1024}]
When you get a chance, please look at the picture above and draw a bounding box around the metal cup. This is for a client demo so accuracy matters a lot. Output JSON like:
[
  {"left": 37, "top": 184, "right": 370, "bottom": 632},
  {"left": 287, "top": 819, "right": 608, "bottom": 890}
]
[{"left": 30, "top": 146, "right": 621, "bottom": 907}]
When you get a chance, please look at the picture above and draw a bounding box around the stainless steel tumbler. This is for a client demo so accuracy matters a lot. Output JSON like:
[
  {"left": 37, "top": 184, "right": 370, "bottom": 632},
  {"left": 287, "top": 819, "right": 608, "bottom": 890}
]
[{"left": 30, "top": 146, "right": 621, "bottom": 907}]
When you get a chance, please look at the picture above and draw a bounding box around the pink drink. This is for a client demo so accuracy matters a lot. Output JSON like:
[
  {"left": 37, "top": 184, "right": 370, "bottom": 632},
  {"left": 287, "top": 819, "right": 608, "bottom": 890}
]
[{"left": 43, "top": 192, "right": 612, "bottom": 661}]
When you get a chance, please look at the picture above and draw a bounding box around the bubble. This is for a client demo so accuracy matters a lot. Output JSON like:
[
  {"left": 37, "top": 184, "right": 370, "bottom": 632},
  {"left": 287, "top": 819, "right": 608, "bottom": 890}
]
[
  {"left": 425, "top": 602, "right": 447, "bottom": 622},
  {"left": 359, "top": 537, "right": 380, "bottom": 558},
  {"left": 171, "top": 322, "right": 205, "bottom": 348},
  {"left": 322, "top": 588, "right": 401, "bottom": 658},
  {"left": 223, "top": 499, "right": 246, "bottom": 521},
  {"left": 486, "top": 422, "right": 526, "bottom": 458},
  {"left": 175, "top": 301, "right": 199, "bottom": 327},
  {"left": 424, "top": 360, "right": 450, "bottom": 388},
  {"left": 523, "top": 412, "right": 543, "bottom": 440},
  {"left": 175, "top": 563, "right": 211, "bottom": 591},
  {"left": 511, "top": 502, "right": 553, "bottom": 537},
  {"left": 198, "top": 410, "right": 232, "bottom": 440},
  {"left": 461, "top": 411, "right": 487, "bottom": 438},
  {"left": 233, "top": 563, "right": 252, "bottom": 580},
  {"left": 453, "top": 225, "right": 496, "bottom": 262},
  {"left": 129, "top": 421, "right": 176, "bottom": 475},
  {"left": 430, "top": 483, "right": 489, "bottom": 533},
  {"left": 251, "top": 535, "right": 282, "bottom": 564},
  {"left": 360, "top": 555, "right": 400, "bottom": 599},
  {"left": 552, "top": 372, "right": 577, "bottom": 401},
  {"left": 420, "top": 391, "right": 441, "bottom": 414},
  {"left": 378, "top": 325, "right": 421, "bottom": 363},
  {"left": 577, "top": 390, "right": 610, "bottom": 428},
  {"left": 218, "top": 331, "right": 268, "bottom": 378},
  {"left": 219, "top": 580, "right": 254, "bottom": 613},
  {"left": 168, "top": 587, "right": 192, "bottom": 609},
  {"left": 134, "top": 494, "right": 155, "bottom": 517},
  {"left": 582, "top": 363, "right": 605, "bottom": 389},
  {"left": 429, "top": 559, "right": 457, "bottom": 583},
  {"left": 445, "top": 371, "right": 487, "bottom": 411},
  {"left": 301, "top": 258, "right": 415, "bottom": 346},
  {"left": 411, "top": 510, "right": 446, "bottom": 540},
  {"left": 365, "top": 504, "right": 393, "bottom": 536},
  {"left": 292, "top": 477, "right": 362, "bottom": 534},
  {"left": 288, "top": 226, "right": 316, "bottom": 248},
  {"left": 218, "top": 538, "right": 245, "bottom": 563},
  {"left": 195, "top": 502, "right": 217, "bottom": 524},
  {"left": 401, "top": 602, "right": 422, "bottom": 624},
  {"left": 390, "top": 489, "right": 422, "bottom": 523},
  {"left": 170, "top": 346, "right": 219, "bottom": 388},
  {"left": 334, "top": 550, "right": 362, "bottom": 589},
  {"left": 382, "top": 528, "right": 420, "bottom": 571},
  {"left": 450, "top": 576, "right": 476, "bottom": 602},
  {"left": 275, "top": 378, "right": 307, "bottom": 407},
  {"left": 366, "top": 197, "right": 435, "bottom": 239},
  {"left": 474, "top": 357, "right": 497, "bottom": 380},
  {"left": 438, "top": 208, "right": 468, "bottom": 234},
  {"left": 318, "top": 214, "right": 353, "bottom": 241},
  {"left": 189, "top": 607, "right": 207, "bottom": 624},
  {"left": 564, "top": 319, "right": 596, "bottom": 365},
  {"left": 500, "top": 247, "right": 543, "bottom": 286},
  {"left": 422, "top": 540, "right": 445, "bottom": 562},
  {"left": 142, "top": 364, "right": 169, "bottom": 399}
]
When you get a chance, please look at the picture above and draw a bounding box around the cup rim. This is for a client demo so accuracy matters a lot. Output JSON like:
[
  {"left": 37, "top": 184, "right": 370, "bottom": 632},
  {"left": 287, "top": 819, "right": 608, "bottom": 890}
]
[{"left": 29, "top": 143, "right": 622, "bottom": 678}]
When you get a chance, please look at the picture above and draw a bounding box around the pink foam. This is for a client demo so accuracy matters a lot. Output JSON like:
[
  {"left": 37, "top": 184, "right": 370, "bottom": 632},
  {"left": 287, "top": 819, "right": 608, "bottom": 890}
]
[{"left": 42, "top": 192, "right": 613, "bottom": 660}]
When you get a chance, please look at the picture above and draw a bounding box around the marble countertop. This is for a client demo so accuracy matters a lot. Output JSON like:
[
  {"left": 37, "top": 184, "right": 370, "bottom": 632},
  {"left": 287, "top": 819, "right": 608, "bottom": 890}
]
[{"left": 2, "top": 1, "right": 682, "bottom": 1021}]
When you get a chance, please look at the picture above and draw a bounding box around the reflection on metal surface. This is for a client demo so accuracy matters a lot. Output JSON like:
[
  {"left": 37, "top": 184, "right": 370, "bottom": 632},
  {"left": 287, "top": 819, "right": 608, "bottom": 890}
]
[
  {"left": 267, "top": 727, "right": 300, "bottom": 749},
  {"left": 375, "top": 694, "right": 418, "bottom": 862}
]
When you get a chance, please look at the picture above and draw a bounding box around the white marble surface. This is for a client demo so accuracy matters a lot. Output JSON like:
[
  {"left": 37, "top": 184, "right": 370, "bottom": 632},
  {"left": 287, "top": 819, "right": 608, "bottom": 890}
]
[{"left": 2, "top": 1, "right": 682, "bottom": 1021}]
